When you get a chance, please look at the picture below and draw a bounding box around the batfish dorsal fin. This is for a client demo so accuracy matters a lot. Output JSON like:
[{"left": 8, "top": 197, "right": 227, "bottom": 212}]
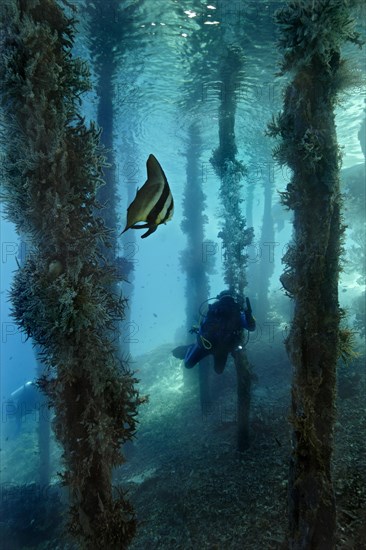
[{"left": 146, "top": 154, "right": 167, "bottom": 184}]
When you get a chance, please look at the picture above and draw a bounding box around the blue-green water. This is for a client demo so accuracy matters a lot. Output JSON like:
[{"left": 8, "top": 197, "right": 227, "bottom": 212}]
[{"left": 0, "top": 1, "right": 365, "bottom": 548}]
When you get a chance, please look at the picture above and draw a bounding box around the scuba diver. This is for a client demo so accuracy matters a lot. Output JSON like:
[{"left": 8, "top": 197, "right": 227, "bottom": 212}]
[{"left": 172, "top": 290, "right": 256, "bottom": 374}]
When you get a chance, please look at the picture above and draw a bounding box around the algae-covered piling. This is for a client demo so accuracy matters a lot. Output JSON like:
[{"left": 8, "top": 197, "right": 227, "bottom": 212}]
[
  {"left": 270, "top": 1, "right": 364, "bottom": 547},
  {"left": 0, "top": 0, "right": 140, "bottom": 547},
  {"left": 210, "top": 44, "right": 254, "bottom": 451}
]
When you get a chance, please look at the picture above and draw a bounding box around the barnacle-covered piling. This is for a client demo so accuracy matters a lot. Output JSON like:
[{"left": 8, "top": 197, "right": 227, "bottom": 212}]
[{"left": 0, "top": 0, "right": 140, "bottom": 547}]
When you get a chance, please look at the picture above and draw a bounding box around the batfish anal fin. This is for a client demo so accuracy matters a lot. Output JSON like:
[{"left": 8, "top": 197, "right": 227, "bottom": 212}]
[
  {"left": 120, "top": 222, "right": 149, "bottom": 235},
  {"left": 130, "top": 222, "right": 150, "bottom": 229},
  {"left": 141, "top": 225, "right": 158, "bottom": 239}
]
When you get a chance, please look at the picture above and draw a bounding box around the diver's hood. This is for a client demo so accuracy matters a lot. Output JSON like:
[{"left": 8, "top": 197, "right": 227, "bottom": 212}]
[{"left": 216, "top": 290, "right": 245, "bottom": 309}]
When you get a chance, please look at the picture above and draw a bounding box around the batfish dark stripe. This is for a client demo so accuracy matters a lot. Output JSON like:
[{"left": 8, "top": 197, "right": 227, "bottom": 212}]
[
  {"left": 147, "top": 176, "right": 171, "bottom": 224},
  {"left": 161, "top": 196, "right": 174, "bottom": 223}
]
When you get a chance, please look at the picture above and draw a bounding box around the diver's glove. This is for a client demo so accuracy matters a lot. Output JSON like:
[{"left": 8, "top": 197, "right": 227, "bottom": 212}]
[
  {"left": 244, "top": 297, "right": 256, "bottom": 331},
  {"left": 189, "top": 326, "right": 199, "bottom": 334}
]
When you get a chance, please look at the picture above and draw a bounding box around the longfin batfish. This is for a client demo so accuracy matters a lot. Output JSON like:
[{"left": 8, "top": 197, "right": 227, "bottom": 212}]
[{"left": 121, "top": 154, "right": 174, "bottom": 239}]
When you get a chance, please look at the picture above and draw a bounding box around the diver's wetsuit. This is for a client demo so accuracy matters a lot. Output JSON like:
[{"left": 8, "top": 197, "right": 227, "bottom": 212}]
[{"left": 179, "top": 294, "right": 256, "bottom": 374}]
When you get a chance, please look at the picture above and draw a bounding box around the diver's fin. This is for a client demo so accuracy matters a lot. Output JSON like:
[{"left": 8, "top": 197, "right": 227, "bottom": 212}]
[{"left": 172, "top": 345, "right": 189, "bottom": 360}]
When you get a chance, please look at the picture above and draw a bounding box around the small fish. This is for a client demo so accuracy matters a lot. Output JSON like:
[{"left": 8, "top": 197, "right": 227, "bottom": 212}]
[
  {"left": 121, "top": 154, "right": 174, "bottom": 238},
  {"left": 153, "top": 313, "right": 158, "bottom": 318}
]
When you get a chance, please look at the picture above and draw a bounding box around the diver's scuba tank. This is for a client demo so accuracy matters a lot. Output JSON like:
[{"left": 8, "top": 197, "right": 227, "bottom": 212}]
[{"left": 10, "top": 381, "right": 34, "bottom": 400}]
